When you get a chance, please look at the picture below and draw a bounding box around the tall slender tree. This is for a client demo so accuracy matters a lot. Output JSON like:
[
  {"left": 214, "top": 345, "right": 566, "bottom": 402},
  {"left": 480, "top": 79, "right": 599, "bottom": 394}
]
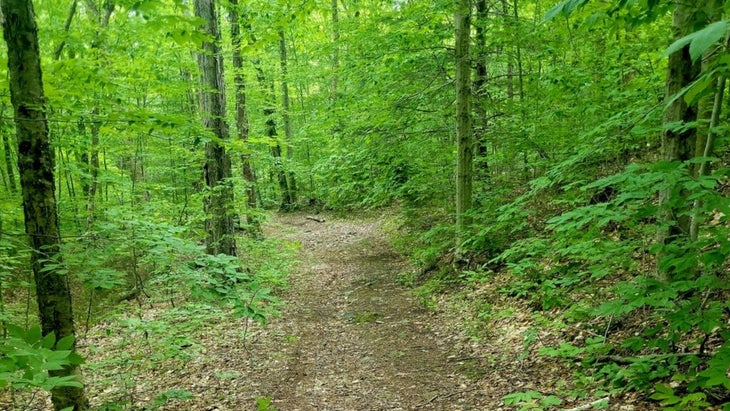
[
  {"left": 254, "top": 63, "right": 293, "bottom": 211},
  {"left": 1, "top": 0, "right": 87, "bottom": 408},
  {"left": 473, "top": 0, "right": 489, "bottom": 176},
  {"left": 330, "top": 0, "right": 339, "bottom": 103},
  {"left": 279, "top": 29, "right": 298, "bottom": 210},
  {"left": 455, "top": 0, "right": 474, "bottom": 248},
  {"left": 228, "top": 0, "right": 262, "bottom": 236},
  {"left": 656, "top": 0, "right": 710, "bottom": 279},
  {"left": 194, "top": 0, "right": 236, "bottom": 256}
]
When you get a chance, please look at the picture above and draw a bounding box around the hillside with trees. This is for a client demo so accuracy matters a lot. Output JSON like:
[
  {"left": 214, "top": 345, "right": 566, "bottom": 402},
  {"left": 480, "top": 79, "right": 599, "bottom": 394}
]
[{"left": 0, "top": 0, "right": 729, "bottom": 409}]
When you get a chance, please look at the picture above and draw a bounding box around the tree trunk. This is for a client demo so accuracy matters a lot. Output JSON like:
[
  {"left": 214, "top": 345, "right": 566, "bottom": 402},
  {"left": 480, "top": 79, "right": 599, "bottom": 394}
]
[
  {"left": 513, "top": 0, "right": 524, "bottom": 101},
  {"left": 331, "top": 0, "right": 339, "bottom": 103},
  {"left": 455, "top": 0, "right": 474, "bottom": 248},
  {"left": 1, "top": 0, "right": 87, "bottom": 409},
  {"left": 689, "top": 0, "right": 725, "bottom": 241},
  {"left": 52, "top": 0, "right": 78, "bottom": 60},
  {"left": 279, "top": 29, "right": 298, "bottom": 209},
  {"left": 228, "top": 0, "right": 261, "bottom": 236},
  {"left": 194, "top": 0, "right": 236, "bottom": 256},
  {"left": 657, "top": 0, "right": 702, "bottom": 279},
  {"left": 1, "top": 104, "right": 16, "bottom": 193},
  {"left": 86, "top": 111, "right": 99, "bottom": 229},
  {"left": 253, "top": 62, "right": 293, "bottom": 212},
  {"left": 473, "top": 0, "right": 489, "bottom": 177},
  {"left": 75, "top": 1, "right": 113, "bottom": 229},
  {"left": 692, "top": 0, "right": 723, "bottom": 179}
]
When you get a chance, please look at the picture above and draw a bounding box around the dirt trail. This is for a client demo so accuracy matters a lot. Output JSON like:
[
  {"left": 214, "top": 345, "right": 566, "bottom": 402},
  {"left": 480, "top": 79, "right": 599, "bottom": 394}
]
[{"left": 249, "top": 213, "right": 483, "bottom": 410}]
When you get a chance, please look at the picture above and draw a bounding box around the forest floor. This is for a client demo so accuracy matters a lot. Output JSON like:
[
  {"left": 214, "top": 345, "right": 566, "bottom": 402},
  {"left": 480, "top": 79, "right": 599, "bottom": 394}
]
[
  {"left": 231, "top": 211, "right": 492, "bottom": 410},
  {"left": 5, "top": 211, "right": 658, "bottom": 410}
]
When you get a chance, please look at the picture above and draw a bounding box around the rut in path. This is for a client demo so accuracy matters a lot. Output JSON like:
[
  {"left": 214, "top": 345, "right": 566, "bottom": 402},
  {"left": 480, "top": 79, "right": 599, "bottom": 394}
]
[{"left": 249, "top": 213, "right": 484, "bottom": 410}]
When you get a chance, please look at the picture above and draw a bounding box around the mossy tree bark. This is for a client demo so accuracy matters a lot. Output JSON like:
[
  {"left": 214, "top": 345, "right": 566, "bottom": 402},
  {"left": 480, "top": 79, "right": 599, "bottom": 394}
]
[
  {"left": 1, "top": 0, "right": 87, "bottom": 409},
  {"left": 659, "top": 1, "right": 699, "bottom": 232},
  {"left": 657, "top": 1, "right": 713, "bottom": 279},
  {"left": 1, "top": 103, "right": 16, "bottom": 193},
  {"left": 194, "top": 0, "right": 237, "bottom": 256}
]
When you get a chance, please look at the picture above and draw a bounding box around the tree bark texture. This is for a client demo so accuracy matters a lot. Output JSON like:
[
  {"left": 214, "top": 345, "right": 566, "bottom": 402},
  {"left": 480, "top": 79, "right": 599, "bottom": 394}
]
[
  {"left": 473, "top": 0, "right": 489, "bottom": 176},
  {"left": 658, "top": 1, "right": 702, "bottom": 249},
  {"left": 254, "top": 64, "right": 294, "bottom": 211},
  {"left": 228, "top": 0, "right": 261, "bottom": 235},
  {"left": 1, "top": 104, "right": 16, "bottom": 193},
  {"left": 455, "top": 0, "right": 474, "bottom": 243},
  {"left": 194, "top": 0, "right": 236, "bottom": 256},
  {"left": 1, "top": 0, "right": 87, "bottom": 409},
  {"left": 279, "top": 29, "right": 298, "bottom": 209},
  {"left": 689, "top": 0, "right": 726, "bottom": 242},
  {"left": 692, "top": 0, "right": 723, "bottom": 178}
]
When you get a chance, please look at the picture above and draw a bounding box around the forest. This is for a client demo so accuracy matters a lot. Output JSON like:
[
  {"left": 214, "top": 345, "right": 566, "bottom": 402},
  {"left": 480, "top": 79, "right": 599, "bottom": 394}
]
[{"left": 0, "top": 0, "right": 729, "bottom": 409}]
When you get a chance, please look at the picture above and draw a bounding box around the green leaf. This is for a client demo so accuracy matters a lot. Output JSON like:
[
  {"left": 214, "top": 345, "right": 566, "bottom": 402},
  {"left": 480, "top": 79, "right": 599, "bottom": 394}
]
[
  {"left": 542, "top": 0, "right": 589, "bottom": 23},
  {"left": 67, "top": 352, "right": 85, "bottom": 366},
  {"left": 664, "top": 21, "right": 729, "bottom": 61},
  {"left": 55, "top": 335, "right": 75, "bottom": 351},
  {"left": 689, "top": 21, "right": 729, "bottom": 61},
  {"left": 541, "top": 395, "right": 562, "bottom": 406},
  {"left": 6, "top": 324, "right": 25, "bottom": 339},
  {"left": 25, "top": 326, "right": 42, "bottom": 345},
  {"left": 41, "top": 332, "right": 56, "bottom": 349}
]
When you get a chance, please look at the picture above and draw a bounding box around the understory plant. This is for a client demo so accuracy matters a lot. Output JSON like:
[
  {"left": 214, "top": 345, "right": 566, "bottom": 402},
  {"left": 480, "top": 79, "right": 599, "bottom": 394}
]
[{"left": 493, "top": 155, "right": 730, "bottom": 408}]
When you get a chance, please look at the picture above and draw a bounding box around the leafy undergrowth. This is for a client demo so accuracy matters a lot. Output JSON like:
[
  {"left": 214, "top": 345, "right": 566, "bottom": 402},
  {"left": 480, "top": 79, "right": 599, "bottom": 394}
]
[
  {"left": 387, "top": 200, "right": 730, "bottom": 411},
  {"left": 423, "top": 269, "right": 665, "bottom": 411},
  {"left": 0, "top": 232, "right": 297, "bottom": 410}
]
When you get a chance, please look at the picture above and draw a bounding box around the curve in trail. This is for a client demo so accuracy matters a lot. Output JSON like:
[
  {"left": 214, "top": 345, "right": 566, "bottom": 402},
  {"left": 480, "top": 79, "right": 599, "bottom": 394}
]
[{"left": 251, "top": 213, "right": 482, "bottom": 410}]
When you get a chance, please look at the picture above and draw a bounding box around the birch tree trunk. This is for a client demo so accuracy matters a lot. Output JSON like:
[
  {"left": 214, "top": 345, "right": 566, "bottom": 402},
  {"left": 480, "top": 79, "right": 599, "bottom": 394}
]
[
  {"left": 1, "top": 0, "right": 87, "bottom": 408},
  {"left": 194, "top": 0, "right": 236, "bottom": 256}
]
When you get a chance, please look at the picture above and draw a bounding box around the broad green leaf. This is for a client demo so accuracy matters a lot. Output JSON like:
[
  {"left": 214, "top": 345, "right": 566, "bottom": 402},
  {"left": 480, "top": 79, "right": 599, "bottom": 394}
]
[
  {"left": 664, "top": 20, "right": 729, "bottom": 61},
  {"left": 55, "top": 335, "right": 75, "bottom": 351},
  {"left": 41, "top": 332, "right": 56, "bottom": 349},
  {"left": 25, "top": 326, "right": 42, "bottom": 345},
  {"left": 689, "top": 21, "right": 729, "bottom": 61},
  {"left": 542, "top": 0, "right": 589, "bottom": 23}
]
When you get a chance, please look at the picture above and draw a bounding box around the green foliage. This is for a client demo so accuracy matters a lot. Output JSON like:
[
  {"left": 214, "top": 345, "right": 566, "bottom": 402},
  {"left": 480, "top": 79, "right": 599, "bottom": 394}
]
[
  {"left": 650, "top": 384, "right": 710, "bottom": 411},
  {"left": 503, "top": 390, "right": 563, "bottom": 410},
  {"left": 256, "top": 396, "right": 278, "bottom": 411},
  {"left": 149, "top": 388, "right": 194, "bottom": 410},
  {"left": 664, "top": 20, "right": 729, "bottom": 62},
  {"left": 0, "top": 325, "right": 83, "bottom": 392}
]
